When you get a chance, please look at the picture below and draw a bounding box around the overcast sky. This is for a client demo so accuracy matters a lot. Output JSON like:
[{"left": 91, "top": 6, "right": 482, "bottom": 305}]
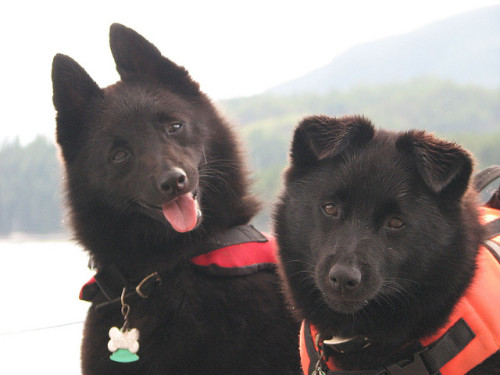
[{"left": 1, "top": 0, "right": 499, "bottom": 144}]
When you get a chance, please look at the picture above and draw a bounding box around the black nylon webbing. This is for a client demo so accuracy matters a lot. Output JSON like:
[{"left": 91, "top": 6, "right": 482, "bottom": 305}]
[
  {"left": 94, "top": 263, "right": 130, "bottom": 301},
  {"left": 303, "top": 322, "right": 319, "bottom": 375},
  {"left": 202, "top": 224, "right": 268, "bottom": 252},
  {"left": 420, "top": 318, "right": 475, "bottom": 373}
]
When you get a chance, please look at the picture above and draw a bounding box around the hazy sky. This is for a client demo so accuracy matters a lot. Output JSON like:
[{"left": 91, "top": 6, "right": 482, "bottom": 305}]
[{"left": 1, "top": 0, "right": 499, "bottom": 144}]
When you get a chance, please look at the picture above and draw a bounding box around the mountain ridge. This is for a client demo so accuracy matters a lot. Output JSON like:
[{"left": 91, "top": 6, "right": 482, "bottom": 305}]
[{"left": 267, "top": 5, "right": 500, "bottom": 95}]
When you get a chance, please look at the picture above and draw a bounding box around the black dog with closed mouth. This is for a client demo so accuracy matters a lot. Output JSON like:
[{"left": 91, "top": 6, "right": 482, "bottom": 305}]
[
  {"left": 274, "top": 115, "right": 500, "bottom": 374},
  {"left": 52, "top": 24, "right": 300, "bottom": 374}
]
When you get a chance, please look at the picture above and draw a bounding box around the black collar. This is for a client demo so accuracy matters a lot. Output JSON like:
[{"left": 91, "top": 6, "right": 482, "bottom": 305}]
[
  {"left": 302, "top": 319, "right": 475, "bottom": 375},
  {"left": 80, "top": 224, "right": 272, "bottom": 313},
  {"left": 80, "top": 264, "right": 162, "bottom": 313},
  {"left": 322, "top": 334, "right": 372, "bottom": 354}
]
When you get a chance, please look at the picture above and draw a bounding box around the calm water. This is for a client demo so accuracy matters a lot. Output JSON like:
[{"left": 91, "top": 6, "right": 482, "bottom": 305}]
[{"left": 0, "top": 239, "right": 93, "bottom": 374}]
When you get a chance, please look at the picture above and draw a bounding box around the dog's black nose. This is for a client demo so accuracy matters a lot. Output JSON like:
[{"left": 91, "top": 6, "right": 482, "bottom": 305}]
[
  {"left": 160, "top": 168, "right": 188, "bottom": 194},
  {"left": 328, "top": 264, "right": 362, "bottom": 294}
]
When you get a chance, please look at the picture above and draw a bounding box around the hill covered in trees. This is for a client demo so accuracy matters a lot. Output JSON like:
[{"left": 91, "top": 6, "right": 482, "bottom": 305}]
[
  {"left": 222, "top": 79, "right": 500, "bottom": 228},
  {"left": 0, "top": 137, "right": 63, "bottom": 235},
  {"left": 1, "top": 78, "right": 499, "bottom": 235}
]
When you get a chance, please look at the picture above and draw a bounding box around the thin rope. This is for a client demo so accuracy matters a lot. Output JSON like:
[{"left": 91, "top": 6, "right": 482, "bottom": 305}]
[{"left": 0, "top": 321, "right": 84, "bottom": 336}]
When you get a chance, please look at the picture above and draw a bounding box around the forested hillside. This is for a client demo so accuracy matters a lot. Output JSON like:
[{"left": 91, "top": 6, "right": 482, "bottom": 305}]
[
  {"left": 0, "top": 137, "right": 63, "bottom": 235},
  {"left": 222, "top": 79, "right": 500, "bottom": 228},
  {"left": 1, "top": 79, "right": 499, "bottom": 235}
]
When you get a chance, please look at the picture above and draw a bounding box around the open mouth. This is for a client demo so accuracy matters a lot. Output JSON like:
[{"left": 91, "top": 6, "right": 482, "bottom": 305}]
[{"left": 138, "top": 190, "right": 202, "bottom": 233}]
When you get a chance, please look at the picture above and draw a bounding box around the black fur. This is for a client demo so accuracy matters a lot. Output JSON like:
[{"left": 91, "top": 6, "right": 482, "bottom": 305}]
[
  {"left": 53, "top": 24, "right": 300, "bottom": 374},
  {"left": 274, "top": 115, "right": 500, "bottom": 372}
]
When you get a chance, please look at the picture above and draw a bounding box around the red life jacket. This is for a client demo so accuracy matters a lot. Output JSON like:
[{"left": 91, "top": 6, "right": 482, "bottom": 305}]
[
  {"left": 190, "top": 229, "right": 277, "bottom": 276},
  {"left": 300, "top": 206, "right": 500, "bottom": 375},
  {"left": 80, "top": 225, "right": 278, "bottom": 311}
]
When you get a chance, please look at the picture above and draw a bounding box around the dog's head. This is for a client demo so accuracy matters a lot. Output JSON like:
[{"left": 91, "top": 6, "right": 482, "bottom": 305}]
[
  {"left": 275, "top": 115, "right": 481, "bottom": 338},
  {"left": 52, "top": 24, "right": 230, "bottom": 235}
]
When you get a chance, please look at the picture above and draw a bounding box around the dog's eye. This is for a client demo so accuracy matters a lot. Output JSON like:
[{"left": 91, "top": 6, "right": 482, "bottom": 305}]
[
  {"left": 387, "top": 217, "right": 405, "bottom": 230},
  {"left": 167, "top": 123, "right": 183, "bottom": 134},
  {"left": 111, "top": 149, "right": 130, "bottom": 163},
  {"left": 322, "top": 203, "right": 339, "bottom": 217}
]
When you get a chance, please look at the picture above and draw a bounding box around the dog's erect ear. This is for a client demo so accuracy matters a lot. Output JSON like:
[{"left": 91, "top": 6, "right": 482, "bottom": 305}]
[
  {"left": 52, "top": 54, "right": 102, "bottom": 160},
  {"left": 396, "top": 131, "right": 473, "bottom": 198},
  {"left": 52, "top": 54, "right": 101, "bottom": 117},
  {"left": 109, "top": 23, "right": 200, "bottom": 96},
  {"left": 290, "top": 115, "right": 374, "bottom": 165}
]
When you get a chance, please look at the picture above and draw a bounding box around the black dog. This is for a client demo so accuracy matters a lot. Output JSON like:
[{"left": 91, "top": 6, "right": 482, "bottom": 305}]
[
  {"left": 274, "top": 115, "right": 500, "bottom": 374},
  {"left": 52, "top": 24, "right": 300, "bottom": 374}
]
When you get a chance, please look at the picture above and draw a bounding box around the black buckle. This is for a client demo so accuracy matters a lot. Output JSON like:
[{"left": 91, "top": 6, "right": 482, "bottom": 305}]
[
  {"left": 135, "top": 272, "right": 162, "bottom": 299},
  {"left": 386, "top": 350, "right": 430, "bottom": 375}
]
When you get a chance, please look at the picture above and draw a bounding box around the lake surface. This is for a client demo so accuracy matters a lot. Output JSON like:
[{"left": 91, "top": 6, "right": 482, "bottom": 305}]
[{"left": 0, "top": 239, "right": 93, "bottom": 374}]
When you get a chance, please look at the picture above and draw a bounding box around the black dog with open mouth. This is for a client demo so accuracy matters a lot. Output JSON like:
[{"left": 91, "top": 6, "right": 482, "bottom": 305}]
[{"left": 53, "top": 24, "right": 300, "bottom": 375}]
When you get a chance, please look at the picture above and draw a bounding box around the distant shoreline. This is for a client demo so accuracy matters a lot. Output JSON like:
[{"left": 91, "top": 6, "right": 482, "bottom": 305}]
[{"left": 0, "top": 232, "right": 72, "bottom": 242}]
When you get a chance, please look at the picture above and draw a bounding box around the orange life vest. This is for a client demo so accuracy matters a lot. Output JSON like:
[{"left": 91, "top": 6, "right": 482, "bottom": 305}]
[{"left": 300, "top": 206, "right": 500, "bottom": 375}]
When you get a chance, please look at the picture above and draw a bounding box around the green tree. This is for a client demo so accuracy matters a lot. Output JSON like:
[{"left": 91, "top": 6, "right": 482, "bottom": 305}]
[
  {"left": 1, "top": 78, "right": 499, "bottom": 235},
  {"left": 0, "top": 137, "right": 63, "bottom": 235}
]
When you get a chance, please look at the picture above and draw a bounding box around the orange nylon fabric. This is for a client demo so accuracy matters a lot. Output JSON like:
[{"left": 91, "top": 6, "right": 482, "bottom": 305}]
[
  {"left": 300, "top": 321, "right": 340, "bottom": 373},
  {"left": 299, "top": 320, "right": 312, "bottom": 374},
  {"left": 420, "top": 207, "right": 500, "bottom": 374}
]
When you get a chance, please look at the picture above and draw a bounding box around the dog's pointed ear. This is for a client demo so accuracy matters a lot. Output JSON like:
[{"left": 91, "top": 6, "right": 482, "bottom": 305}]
[
  {"left": 109, "top": 23, "right": 200, "bottom": 96},
  {"left": 52, "top": 54, "right": 102, "bottom": 161},
  {"left": 290, "top": 115, "right": 374, "bottom": 165},
  {"left": 52, "top": 53, "right": 101, "bottom": 117},
  {"left": 396, "top": 131, "right": 473, "bottom": 198}
]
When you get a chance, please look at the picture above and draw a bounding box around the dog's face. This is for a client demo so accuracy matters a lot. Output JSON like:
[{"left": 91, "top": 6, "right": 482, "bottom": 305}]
[
  {"left": 52, "top": 24, "right": 215, "bottom": 233},
  {"left": 275, "top": 115, "right": 478, "bottom": 335},
  {"left": 78, "top": 83, "right": 206, "bottom": 232}
]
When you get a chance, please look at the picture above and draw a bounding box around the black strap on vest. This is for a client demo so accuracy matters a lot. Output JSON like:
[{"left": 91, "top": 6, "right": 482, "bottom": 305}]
[
  {"left": 416, "top": 318, "right": 475, "bottom": 373},
  {"left": 81, "top": 225, "right": 267, "bottom": 313},
  {"left": 303, "top": 319, "right": 475, "bottom": 375},
  {"left": 85, "top": 265, "right": 162, "bottom": 313},
  {"left": 201, "top": 224, "right": 268, "bottom": 251},
  {"left": 303, "top": 321, "right": 319, "bottom": 375}
]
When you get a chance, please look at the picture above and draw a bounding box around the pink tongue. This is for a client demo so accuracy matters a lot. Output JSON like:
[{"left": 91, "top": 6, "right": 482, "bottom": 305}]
[{"left": 161, "top": 194, "right": 198, "bottom": 233}]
